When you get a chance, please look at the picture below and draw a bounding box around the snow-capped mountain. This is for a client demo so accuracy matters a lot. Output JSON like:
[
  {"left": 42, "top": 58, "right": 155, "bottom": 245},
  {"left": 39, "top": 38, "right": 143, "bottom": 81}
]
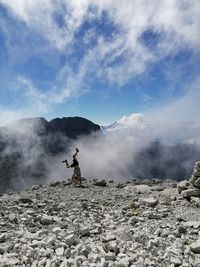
[
  {"left": 101, "top": 113, "right": 200, "bottom": 145},
  {"left": 101, "top": 113, "right": 146, "bottom": 132}
]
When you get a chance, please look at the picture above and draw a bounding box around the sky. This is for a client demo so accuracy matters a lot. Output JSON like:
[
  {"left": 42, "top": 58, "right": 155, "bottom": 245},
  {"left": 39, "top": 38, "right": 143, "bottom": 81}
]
[{"left": 0, "top": 0, "right": 200, "bottom": 126}]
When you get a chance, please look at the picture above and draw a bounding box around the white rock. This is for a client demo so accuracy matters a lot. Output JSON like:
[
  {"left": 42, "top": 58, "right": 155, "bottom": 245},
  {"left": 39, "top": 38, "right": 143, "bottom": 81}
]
[
  {"left": 101, "top": 232, "right": 116, "bottom": 242},
  {"left": 182, "top": 189, "right": 200, "bottom": 198},
  {"left": 132, "top": 184, "right": 151, "bottom": 193},
  {"left": 116, "top": 259, "right": 129, "bottom": 267},
  {"left": 60, "top": 259, "right": 68, "bottom": 267},
  {"left": 39, "top": 247, "right": 48, "bottom": 257},
  {"left": 106, "top": 241, "right": 119, "bottom": 254},
  {"left": 170, "top": 256, "right": 182, "bottom": 265},
  {"left": 182, "top": 221, "right": 200, "bottom": 229},
  {"left": 37, "top": 229, "right": 49, "bottom": 237},
  {"left": 139, "top": 197, "right": 158, "bottom": 207},
  {"left": 104, "top": 252, "right": 116, "bottom": 261},
  {"left": 52, "top": 227, "right": 62, "bottom": 234},
  {"left": 194, "top": 177, "right": 200, "bottom": 187},
  {"left": 190, "top": 240, "right": 200, "bottom": 253},
  {"left": 182, "top": 260, "right": 190, "bottom": 267},
  {"left": 177, "top": 180, "right": 191, "bottom": 194},
  {"left": 55, "top": 247, "right": 64, "bottom": 256}
]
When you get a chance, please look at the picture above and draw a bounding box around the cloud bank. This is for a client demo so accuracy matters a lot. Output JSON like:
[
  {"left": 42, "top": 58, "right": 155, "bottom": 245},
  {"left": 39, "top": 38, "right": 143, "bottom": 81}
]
[{"left": 1, "top": 112, "right": 200, "bottom": 192}]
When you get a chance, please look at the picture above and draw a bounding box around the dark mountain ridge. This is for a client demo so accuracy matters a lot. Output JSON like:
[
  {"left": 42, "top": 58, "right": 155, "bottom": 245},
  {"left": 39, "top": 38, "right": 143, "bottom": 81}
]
[
  {"left": 131, "top": 141, "right": 200, "bottom": 181},
  {"left": 0, "top": 116, "right": 101, "bottom": 192}
]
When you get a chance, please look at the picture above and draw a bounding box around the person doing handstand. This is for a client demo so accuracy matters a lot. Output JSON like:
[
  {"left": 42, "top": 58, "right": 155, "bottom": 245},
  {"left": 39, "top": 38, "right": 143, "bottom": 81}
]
[{"left": 66, "top": 148, "right": 81, "bottom": 186}]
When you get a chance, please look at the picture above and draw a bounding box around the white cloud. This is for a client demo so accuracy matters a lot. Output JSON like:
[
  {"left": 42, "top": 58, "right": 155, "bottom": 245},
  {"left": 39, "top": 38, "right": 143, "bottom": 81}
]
[
  {"left": 0, "top": 0, "right": 92, "bottom": 51},
  {"left": 0, "top": 108, "right": 38, "bottom": 126},
  {"left": 0, "top": 0, "right": 200, "bottom": 110},
  {"left": 106, "top": 113, "right": 146, "bottom": 131}
]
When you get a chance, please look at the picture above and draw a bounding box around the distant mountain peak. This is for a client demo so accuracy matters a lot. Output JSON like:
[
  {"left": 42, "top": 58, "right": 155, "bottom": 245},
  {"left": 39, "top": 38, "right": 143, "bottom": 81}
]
[{"left": 102, "top": 113, "right": 146, "bottom": 132}]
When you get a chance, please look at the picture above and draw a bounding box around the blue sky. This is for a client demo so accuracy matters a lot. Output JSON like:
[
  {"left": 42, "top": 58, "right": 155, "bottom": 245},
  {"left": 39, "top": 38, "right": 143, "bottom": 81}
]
[{"left": 0, "top": 0, "right": 200, "bottom": 125}]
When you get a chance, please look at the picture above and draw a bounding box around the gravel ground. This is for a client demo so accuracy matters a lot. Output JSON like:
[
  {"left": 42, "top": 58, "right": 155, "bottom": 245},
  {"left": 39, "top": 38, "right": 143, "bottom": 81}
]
[{"left": 0, "top": 178, "right": 200, "bottom": 267}]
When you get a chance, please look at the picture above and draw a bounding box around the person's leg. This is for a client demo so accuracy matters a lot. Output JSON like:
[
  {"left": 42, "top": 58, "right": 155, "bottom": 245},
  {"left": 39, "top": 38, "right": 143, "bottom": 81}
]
[
  {"left": 71, "top": 174, "right": 75, "bottom": 183},
  {"left": 78, "top": 175, "right": 81, "bottom": 186}
]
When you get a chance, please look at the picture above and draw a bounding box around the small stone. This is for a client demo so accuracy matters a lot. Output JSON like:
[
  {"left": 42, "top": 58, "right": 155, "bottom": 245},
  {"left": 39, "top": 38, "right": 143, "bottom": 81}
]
[
  {"left": 31, "top": 185, "right": 41, "bottom": 190},
  {"left": 50, "top": 181, "right": 61, "bottom": 187},
  {"left": 139, "top": 197, "right": 158, "bottom": 207},
  {"left": 37, "top": 229, "right": 49, "bottom": 237},
  {"left": 190, "top": 240, "right": 200, "bottom": 253},
  {"left": 130, "top": 201, "right": 140, "bottom": 209},
  {"left": 177, "top": 180, "right": 191, "bottom": 194},
  {"left": 101, "top": 233, "right": 116, "bottom": 242},
  {"left": 147, "top": 212, "right": 162, "bottom": 219},
  {"left": 8, "top": 214, "right": 18, "bottom": 224},
  {"left": 116, "top": 259, "right": 129, "bottom": 267},
  {"left": 19, "top": 197, "right": 33, "bottom": 204},
  {"left": 182, "top": 260, "right": 190, "bottom": 267},
  {"left": 183, "top": 221, "right": 200, "bottom": 229},
  {"left": 52, "top": 227, "right": 62, "bottom": 234},
  {"left": 104, "top": 252, "right": 116, "bottom": 261},
  {"left": 178, "top": 225, "right": 187, "bottom": 234},
  {"left": 80, "top": 227, "right": 90, "bottom": 237},
  {"left": 65, "top": 234, "right": 78, "bottom": 246},
  {"left": 170, "top": 256, "right": 182, "bottom": 266},
  {"left": 105, "top": 241, "right": 119, "bottom": 254},
  {"left": 39, "top": 247, "right": 48, "bottom": 257},
  {"left": 194, "top": 177, "right": 200, "bottom": 188},
  {"left": 39, "top": 215, "right": 54, "bottom": 225},
  {"left": 116, "top": 183, "right": 126, "bottom": 188},
  {"left": 0, "top": 234, "right": 7, "bottom": 243},
  {"left": 56, "top": 247, "right": 64, "bottom": 256},
  {"left": 93, "top": 180, "right": 107, "bottom": 187},
  {"left": 191, "top": 197, "right": 200, "bottom": 206}
]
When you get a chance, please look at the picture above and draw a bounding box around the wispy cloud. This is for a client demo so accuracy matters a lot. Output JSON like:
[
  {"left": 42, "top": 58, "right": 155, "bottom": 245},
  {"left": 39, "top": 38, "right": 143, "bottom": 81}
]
[
  {"left": 0, "top": 0, "right": 199, "bottom": 116},
  {"left": 0, "top": 107, "right": 39, "bottom": 125}
]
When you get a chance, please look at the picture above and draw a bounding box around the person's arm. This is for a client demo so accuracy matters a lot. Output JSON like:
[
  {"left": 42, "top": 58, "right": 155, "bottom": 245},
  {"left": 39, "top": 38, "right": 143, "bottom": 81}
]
[{"left": 65, "top": 161, "right": 69, "bottom": 168}]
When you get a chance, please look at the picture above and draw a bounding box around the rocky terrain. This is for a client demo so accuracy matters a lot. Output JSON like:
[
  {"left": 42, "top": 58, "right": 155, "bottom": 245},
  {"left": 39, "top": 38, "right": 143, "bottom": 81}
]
[{"left": 0, "top": 176, "right": 200, "bottom": 267}]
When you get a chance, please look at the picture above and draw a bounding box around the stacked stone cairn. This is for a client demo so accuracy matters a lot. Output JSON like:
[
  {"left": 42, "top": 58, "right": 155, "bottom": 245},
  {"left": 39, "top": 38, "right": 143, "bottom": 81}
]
[
  {"left": 190, "top": 161, "right": 200, "bottom": 188},
  {"left": 178, "top": 161, "right": 200, "bottom": 198}
]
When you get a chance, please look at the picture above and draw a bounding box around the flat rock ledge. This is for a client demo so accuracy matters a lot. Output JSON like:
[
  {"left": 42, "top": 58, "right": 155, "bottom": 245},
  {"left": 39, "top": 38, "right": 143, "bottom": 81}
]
[{"left": 0, "top": 178, "right": 200, "bottom": 267}]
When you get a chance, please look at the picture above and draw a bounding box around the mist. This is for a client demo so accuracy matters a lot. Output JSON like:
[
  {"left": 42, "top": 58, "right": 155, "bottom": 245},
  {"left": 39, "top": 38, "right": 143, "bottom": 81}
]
[
  {"left": 48, "top": 115, "right": 200, "bottom": 184},
  {"left": 1, "top": 113, "right": 200, "bottom": 193}
]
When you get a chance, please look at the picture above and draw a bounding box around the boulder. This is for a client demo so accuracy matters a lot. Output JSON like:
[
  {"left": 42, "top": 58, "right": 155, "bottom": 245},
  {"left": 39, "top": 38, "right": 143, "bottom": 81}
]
[
  {"left": 181, "top": 189, "right": 200, "bottom": 198},
  {"left": 189, "top": 161, "right": 200, "bottom": 189},
  {"left": 139, "top": 197, "right": 158, "bottom": 207},
  {"left": 194, "top": 177, "right": 200, "bottom": 188},
  {"left": 93, "top": 180, "right": 107, "bottom": 187},
  {"left": 177, "top": 180, "right": 191, "bottom": 194}
]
